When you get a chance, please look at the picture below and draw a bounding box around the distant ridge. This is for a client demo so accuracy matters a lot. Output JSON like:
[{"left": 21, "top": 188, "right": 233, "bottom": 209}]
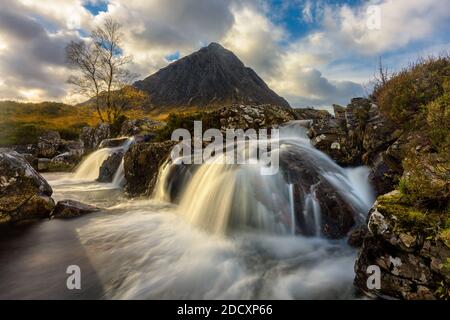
[{"left": 134, "top": 42, "right": 290, "bottom": 109}]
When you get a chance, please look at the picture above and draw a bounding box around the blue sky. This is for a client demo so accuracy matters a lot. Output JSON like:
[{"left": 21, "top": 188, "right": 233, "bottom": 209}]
[
  {"left": 0, "top": 0, "right": 448, "bottom": 108},
  {"left": 83, "top": 0, "right": 109, "bottom": 16}
]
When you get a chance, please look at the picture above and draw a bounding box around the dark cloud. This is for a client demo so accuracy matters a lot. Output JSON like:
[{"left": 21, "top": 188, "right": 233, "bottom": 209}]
[
  {"left": 0, "top": 0, "right": 82, "bottom": 100},
  {"left": 271, "top": 66, "right": 365, "bottom": 108}
]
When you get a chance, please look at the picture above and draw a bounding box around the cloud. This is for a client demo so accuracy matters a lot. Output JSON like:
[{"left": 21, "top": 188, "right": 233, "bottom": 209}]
[
  {"left": 0, "top": 0, "right": 448, "bottom": 108},
  {"left": 222, "top": 5, "right": 285, "bottom": 78},
  {"left": 0, "top": 0, "right": 83, "bottom": 101},
  {"left": 301, "top": 0, "right": 450, "bottom": 56}
]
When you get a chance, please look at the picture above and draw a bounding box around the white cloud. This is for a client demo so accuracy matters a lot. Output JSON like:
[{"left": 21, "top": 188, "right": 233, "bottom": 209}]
[{"left": 0, "top": 0, "right": 447, "bottom": 108}]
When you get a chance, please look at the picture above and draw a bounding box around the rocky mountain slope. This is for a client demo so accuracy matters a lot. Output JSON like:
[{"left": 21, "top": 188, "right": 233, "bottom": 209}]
[{"left": 134, "top": 43, "right": 290, "bottom": 109}]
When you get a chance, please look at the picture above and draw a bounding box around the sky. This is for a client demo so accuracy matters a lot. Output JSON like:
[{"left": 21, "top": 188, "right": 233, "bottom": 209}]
[{"left": 0, "top": 0, "right": 448, "bottom": 109}]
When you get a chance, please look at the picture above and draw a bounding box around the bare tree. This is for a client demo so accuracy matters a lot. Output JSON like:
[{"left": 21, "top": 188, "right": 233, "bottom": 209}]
[
  {"left": 66, "top": 18, "right": 145, "bottom": 123},
  {"left": 374, "top": 56, "right": 389, "bottom": 86}
]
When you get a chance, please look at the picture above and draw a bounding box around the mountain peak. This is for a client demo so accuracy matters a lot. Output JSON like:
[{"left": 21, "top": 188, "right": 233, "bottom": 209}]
[
  {"left": 206, "top": 42, "right": 224, "bottom": 49},
  {"left": 134, "top": 44, "right": 290, "bottom": 109}
]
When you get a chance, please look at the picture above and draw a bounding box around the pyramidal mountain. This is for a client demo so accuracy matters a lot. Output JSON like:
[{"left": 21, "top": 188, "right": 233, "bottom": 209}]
[{"left": 134, "top": 42, "right": 290, "bottom": 109}]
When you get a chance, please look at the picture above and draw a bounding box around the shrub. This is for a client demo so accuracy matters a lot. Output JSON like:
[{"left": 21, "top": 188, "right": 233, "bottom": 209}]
[
  {"left": 373, "top": 55, "right": 450, "bottom": 126},
  {"left": 399, "top": 153, "right": 450, "bottom": 209}
]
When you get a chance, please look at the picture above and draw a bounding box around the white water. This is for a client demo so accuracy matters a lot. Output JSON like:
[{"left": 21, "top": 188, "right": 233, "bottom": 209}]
[
  {"left": 73, "top": 137, "right": 134, "bottom": 186},
  {"left": 0, "top": 123, "right": 375, "bottom": 299},
  {"left": 154, "top": 123, "right": 374, "bottom": 237}
]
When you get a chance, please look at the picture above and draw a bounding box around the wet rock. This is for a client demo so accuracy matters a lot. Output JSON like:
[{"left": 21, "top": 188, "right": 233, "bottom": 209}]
[
  {"left": 97, "top": 151, "right": 124, "bottom": 183},
  {"left": 124, "top": 141, "right": 178, "bottom": 197},
  {"left": 279, "top": 149, "right": 360, "bottom": 238},
  {"left": 52, "top": 200, "right": 100, "bottom": 219},
  {"left": 37, "top": 131, "right": 61, "bottom": 158},
  {"left": 98, "top": 137, "right": 130, "bottom": 149},
  {"left": 0, "top": 150, "right": 55, "bottom": 225},
  {"left": 80, "top": 123, "right": 111, "bottom": 150}
]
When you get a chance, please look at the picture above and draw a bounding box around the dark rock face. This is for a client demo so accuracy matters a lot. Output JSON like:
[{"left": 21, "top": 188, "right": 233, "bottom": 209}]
[
  {"left": 37, "top": 131, "right": 61, "bottom": 158},
  {"left": 368, "top": 152, "right": 402, "bottom": 196},
  {"left": 80, "top": 123, "right": 111, "bottom": 150},
  {"left": 97, "top": 151, "right": 124, "bottom": 183},
  {"left": 306, "top": 98, "right": 373, "bottom": 166},
  {"left": 304, "top": 98, "right": 405, "bottom": 195},
  {"left": 279, "top": 149, "right": 359, "bottom": 238},
  {"left": 354, "top": 191, "right": 450, "bottom": 300},
  {"left": 0, "top": 150, "right": 55, "bottom": 225},
  {"left": 124, "top": 141, "right": 178, "bottom": 197},
  {"left": 134, "top": 43, "right": 290, "bottom": 109},
  {"left": 347, "top": 224, "right": 369, "bottom": 248},
  {"left": 52, "top": 200, "right": 100, "bottom": 219}
]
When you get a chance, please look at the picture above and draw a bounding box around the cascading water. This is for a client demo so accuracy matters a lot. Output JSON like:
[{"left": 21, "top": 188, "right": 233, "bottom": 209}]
[
  {"left": 153, "top": 121, "right": 374, "bottom": 237},
  {"left": 0, "top": 121, "right": 376, "bottom": 300},
  {"left": 73, "top": 137, "right": 134, "bottom": 185}
]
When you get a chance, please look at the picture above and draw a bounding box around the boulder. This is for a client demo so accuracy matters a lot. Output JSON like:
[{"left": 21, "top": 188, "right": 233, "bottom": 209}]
[
  {"left": 97, "top": 151, "right": 124, "bottom": 183},
  {"left": 292, "top": 108, "right": 332, "bottom": 121},
  {"left": 80, "top": 123, "right": 111, "bottom": 150},
  {"left": 10, "top": 144, "right": 38, "bottom": 156},
  {"left": 98, "top": 137, "right": 130, "bottom": 149},
  {"left": 37, "top": 131, "right": 61, "bottom": 158},
  {"left": 0, "top": 150, "right": 55, "bottom": 225},
  {"left": 37, "top": 158, "right": 51, "bottom": 171},
  {"left": 49, "top": 152, "right": 79, "bottom": 172},
  {"left": 354, "top": 191, "right": 450, "bottom": 299},
  {"left": 51, "top": 200, "right": 100, "bottom": 219},
  {"left": 59, "top": 140, "right": 84, "bottom": 157},
  {"left": 124, "top": 141, "right": 178, "bottom": 197},
  {"left": 333, "top": 104, "right": 347, "bottom": 129},
  {"left": 215, "top": 104, "right": 296, "bottom": 131},
  {"left": 22, "top": 153, "right": 38, "bottom": 170},
  {"left": 308, "top": 115, "right": 362, "bottom": 166},
  {"left": 120, "top": 118, "right": 166, "bottom": 136}
]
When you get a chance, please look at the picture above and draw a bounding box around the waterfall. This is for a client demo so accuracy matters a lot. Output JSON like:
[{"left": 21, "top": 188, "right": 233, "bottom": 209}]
[
  {"left": 288, "top": 184, "right": 296, "bottom": 235},
  {"left": 153, "top": 122, "right": 374, "bottom": 237},
  {"left": 74, "top": 137, "right": 134, "bottom": 183}
]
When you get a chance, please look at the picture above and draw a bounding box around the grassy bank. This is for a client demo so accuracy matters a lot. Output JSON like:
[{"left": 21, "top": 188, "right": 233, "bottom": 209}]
[{"left": 0, "top": 101, "right": 152, "bottom": 146}]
